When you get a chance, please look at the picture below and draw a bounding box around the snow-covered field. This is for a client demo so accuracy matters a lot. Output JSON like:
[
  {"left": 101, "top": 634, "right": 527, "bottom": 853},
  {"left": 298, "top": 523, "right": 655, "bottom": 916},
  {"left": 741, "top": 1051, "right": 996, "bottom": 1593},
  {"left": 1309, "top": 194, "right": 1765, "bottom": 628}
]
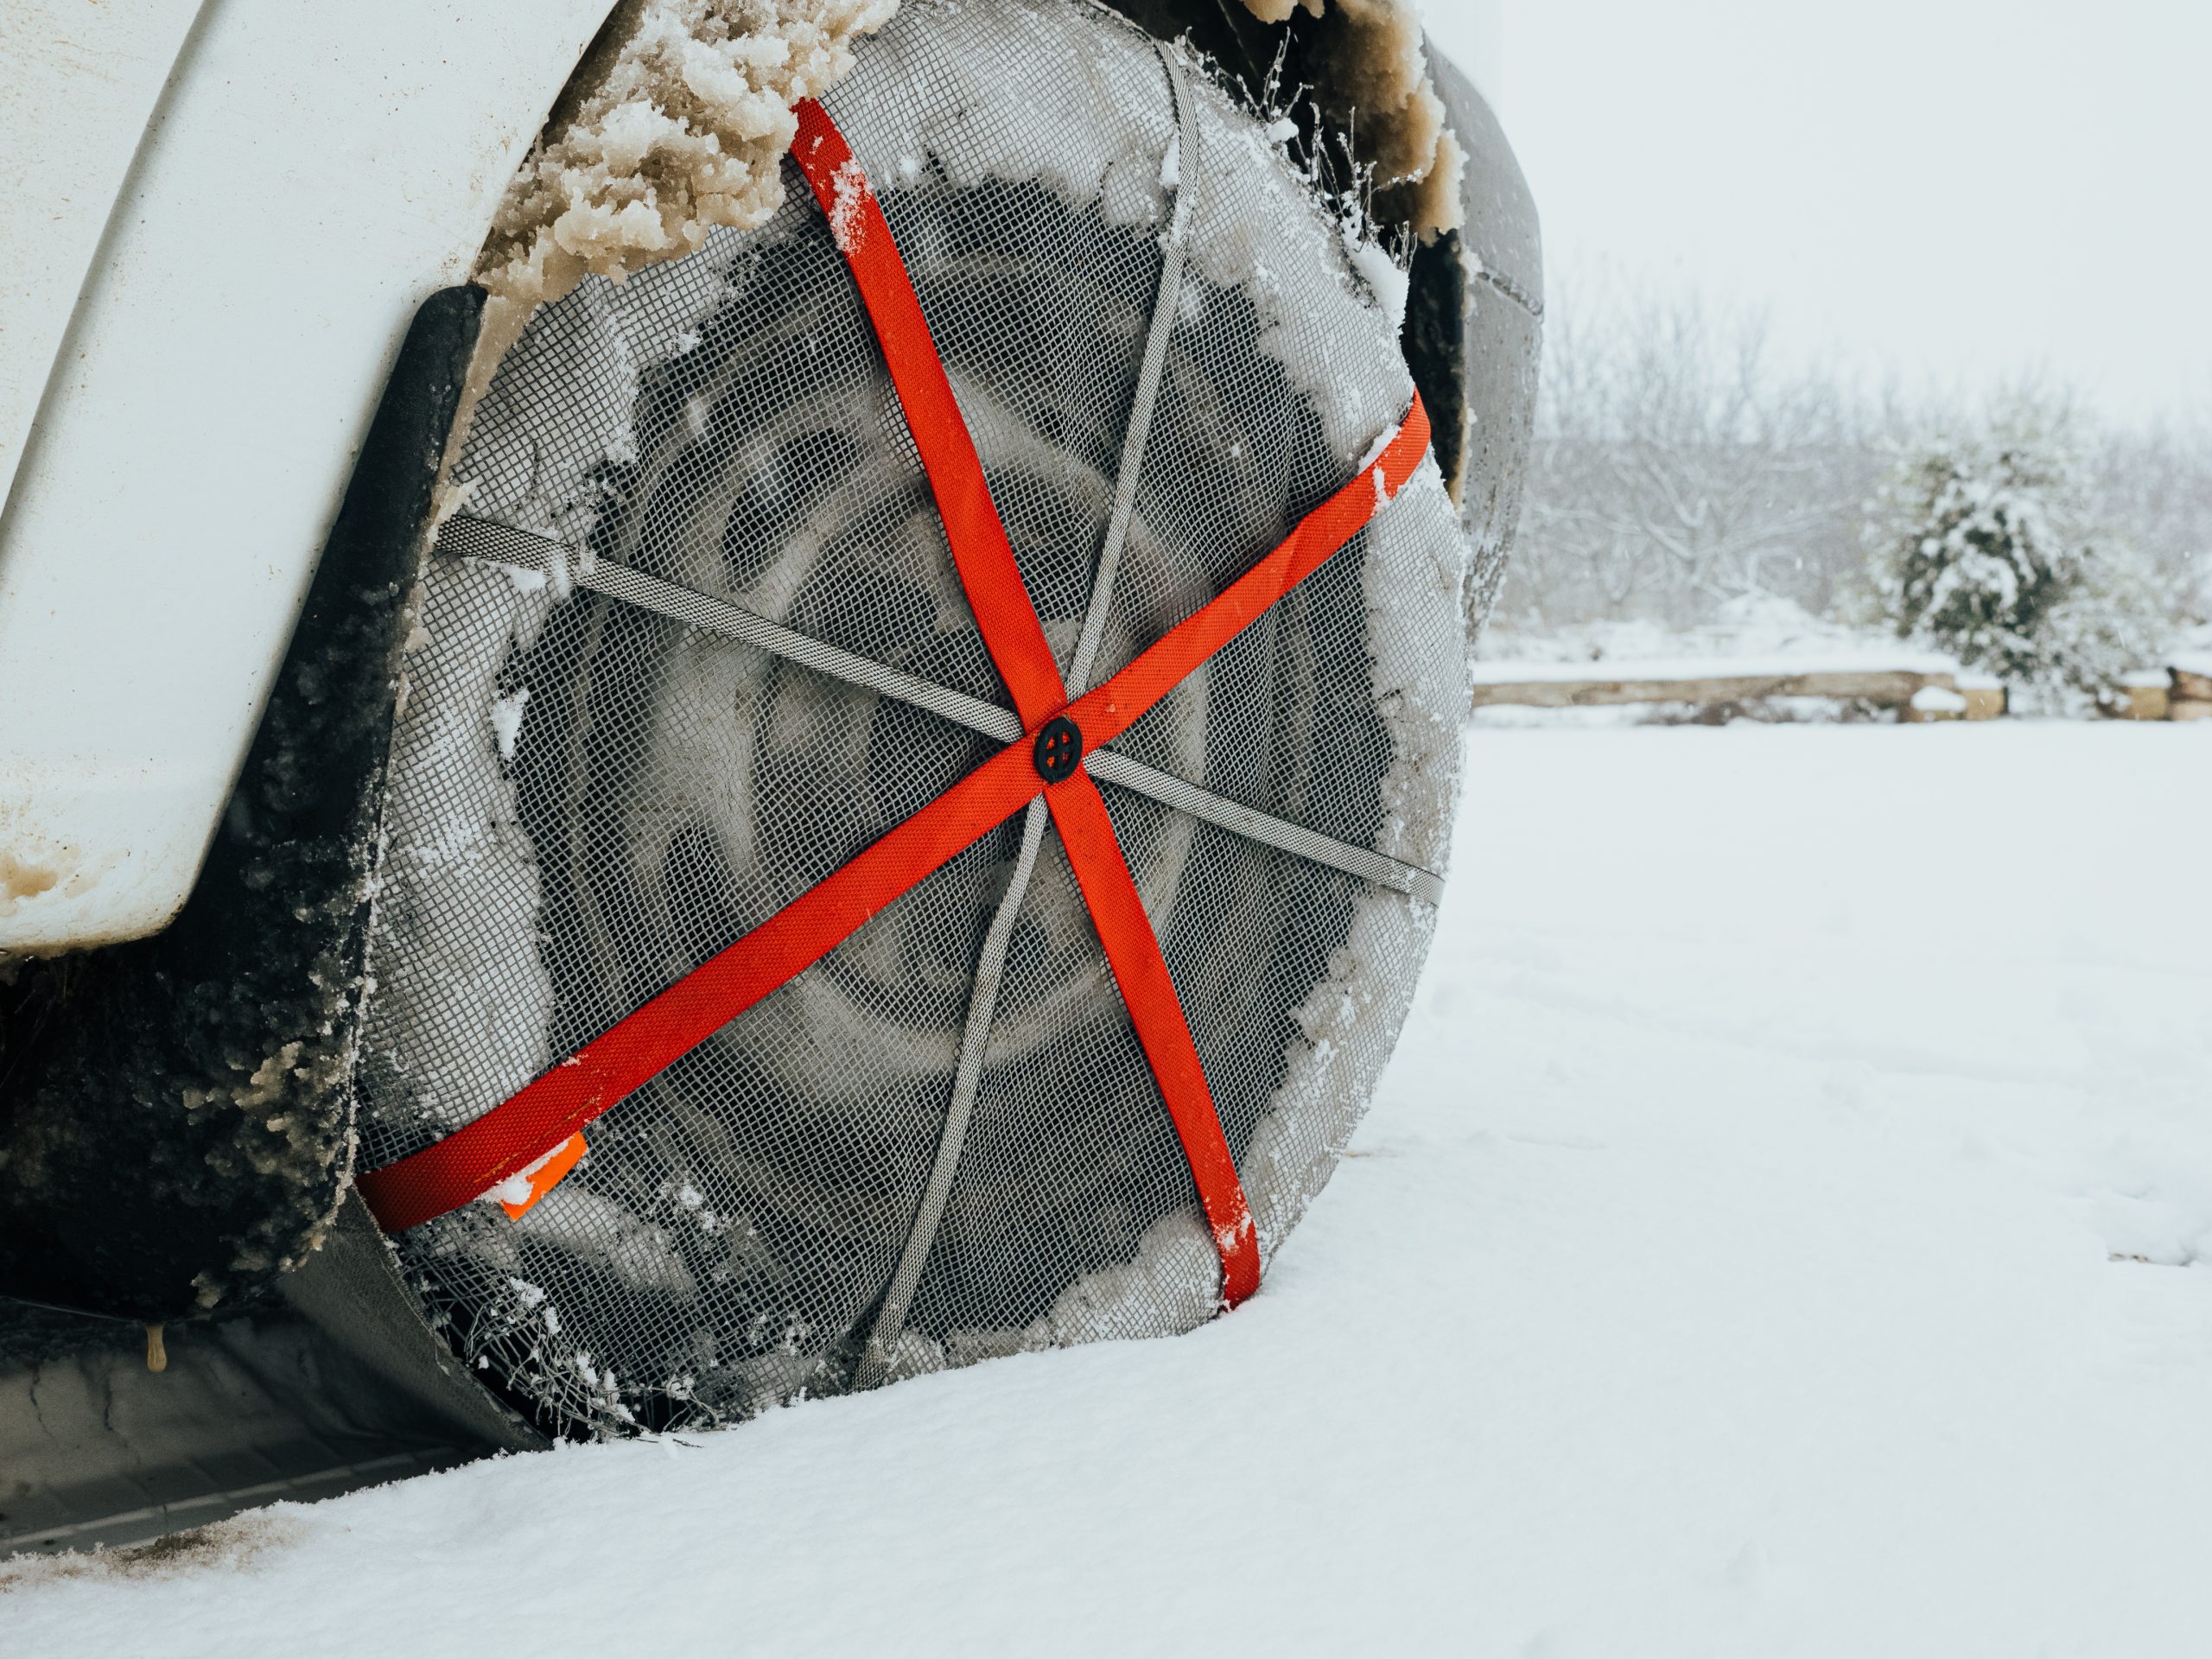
[{"left": 10, "top": 721, "right": 2211, "bottom": 1657}]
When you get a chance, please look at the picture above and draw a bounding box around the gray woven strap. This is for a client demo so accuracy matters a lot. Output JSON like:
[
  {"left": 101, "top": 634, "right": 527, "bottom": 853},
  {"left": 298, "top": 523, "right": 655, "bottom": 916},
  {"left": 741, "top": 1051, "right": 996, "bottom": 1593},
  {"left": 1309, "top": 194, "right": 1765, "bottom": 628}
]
[
  {"left": 434, "top": 512, "right": 1021, "bottom": 741},
  {"left": 854, "top": 795, "right": 1047, "bottom": 1385},
  {"left": 1088, "top": 748, "right": 1446, "bottom": 906},
  {"left": 1065, "top": 47, "right": 1197, "bottom": 696},
  {"left": 434, "top": 513, "right": 1442, "bottom": 904}
]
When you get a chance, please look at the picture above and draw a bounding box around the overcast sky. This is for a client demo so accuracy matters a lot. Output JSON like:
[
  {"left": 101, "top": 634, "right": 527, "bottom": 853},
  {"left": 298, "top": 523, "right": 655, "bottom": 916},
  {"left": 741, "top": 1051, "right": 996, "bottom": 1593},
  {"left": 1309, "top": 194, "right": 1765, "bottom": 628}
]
[{"left": 1421, "top": 0, "right": 2212, "bottom": 423}]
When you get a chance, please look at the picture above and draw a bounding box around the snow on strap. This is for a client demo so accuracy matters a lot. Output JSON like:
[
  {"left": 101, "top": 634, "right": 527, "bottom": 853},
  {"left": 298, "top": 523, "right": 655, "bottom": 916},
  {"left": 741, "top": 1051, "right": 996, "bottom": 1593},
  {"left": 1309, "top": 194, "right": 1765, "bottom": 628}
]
[{"left": 355, "top": 99, "right": 1433, "bottom": 1316}]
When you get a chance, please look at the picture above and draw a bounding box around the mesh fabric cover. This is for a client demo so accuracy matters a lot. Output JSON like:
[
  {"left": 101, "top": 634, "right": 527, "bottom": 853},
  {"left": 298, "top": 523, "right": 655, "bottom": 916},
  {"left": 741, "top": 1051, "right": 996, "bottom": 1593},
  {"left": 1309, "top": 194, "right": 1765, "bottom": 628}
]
[{"left": 359, "top": 0, "right": 1466, "bottom": 1435}]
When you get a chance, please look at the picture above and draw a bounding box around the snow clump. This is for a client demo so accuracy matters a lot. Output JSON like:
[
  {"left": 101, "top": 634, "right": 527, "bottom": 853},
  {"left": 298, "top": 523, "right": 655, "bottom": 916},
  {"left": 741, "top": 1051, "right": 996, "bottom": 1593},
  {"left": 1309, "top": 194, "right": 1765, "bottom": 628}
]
[
  {"left": 1236, "top": 0, "right": 1465, "bottom": 239},
  {"left": 466, "top": 0, "right": 899, "bottom": 427}
]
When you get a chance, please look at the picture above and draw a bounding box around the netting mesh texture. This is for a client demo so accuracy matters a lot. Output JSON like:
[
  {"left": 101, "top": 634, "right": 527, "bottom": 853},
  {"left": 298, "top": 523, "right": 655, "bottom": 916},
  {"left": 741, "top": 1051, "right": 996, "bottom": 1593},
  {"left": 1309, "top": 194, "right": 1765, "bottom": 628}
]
[{"left": 359, "top": 0, "right": 1467, "bottom": 1436}]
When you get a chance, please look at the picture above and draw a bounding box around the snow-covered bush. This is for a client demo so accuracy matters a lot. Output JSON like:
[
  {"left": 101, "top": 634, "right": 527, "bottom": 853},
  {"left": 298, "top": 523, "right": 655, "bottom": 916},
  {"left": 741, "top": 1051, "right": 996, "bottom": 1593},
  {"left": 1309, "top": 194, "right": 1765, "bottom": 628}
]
[{"left": 1866, "top": 405, "right": 2172, "bottom": 710}]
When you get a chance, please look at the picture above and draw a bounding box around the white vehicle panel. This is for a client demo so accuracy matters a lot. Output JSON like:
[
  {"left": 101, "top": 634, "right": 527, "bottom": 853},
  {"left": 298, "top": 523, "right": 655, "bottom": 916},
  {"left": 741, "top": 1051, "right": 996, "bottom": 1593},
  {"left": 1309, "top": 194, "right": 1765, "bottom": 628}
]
[
  {"left": 0, "top": 0, "right": 617, "bottom": 952},
  {"left": 0, "top": 0, "right": 201, "bottom": 510}
]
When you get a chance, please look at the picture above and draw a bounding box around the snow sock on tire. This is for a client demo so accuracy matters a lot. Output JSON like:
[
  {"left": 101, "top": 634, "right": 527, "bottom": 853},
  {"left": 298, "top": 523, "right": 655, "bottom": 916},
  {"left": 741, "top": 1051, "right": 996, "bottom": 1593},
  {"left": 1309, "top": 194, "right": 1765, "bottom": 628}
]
[{"left": 355, "top": 0, "right": 1468, "bottom": 1436}]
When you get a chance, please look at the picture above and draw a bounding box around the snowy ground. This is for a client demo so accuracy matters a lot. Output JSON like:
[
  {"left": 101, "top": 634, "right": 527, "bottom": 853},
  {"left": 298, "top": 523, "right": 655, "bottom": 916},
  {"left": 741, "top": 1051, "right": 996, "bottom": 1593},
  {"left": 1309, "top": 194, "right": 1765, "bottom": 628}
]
[{"left": 10, "top": 721, "right": 2212, "bottom": 1656}]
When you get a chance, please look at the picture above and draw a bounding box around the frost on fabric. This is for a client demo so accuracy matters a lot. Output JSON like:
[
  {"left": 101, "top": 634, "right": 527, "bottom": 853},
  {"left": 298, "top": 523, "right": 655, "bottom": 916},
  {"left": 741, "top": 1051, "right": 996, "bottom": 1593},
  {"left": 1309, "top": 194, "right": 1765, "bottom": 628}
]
[
  {"left": 368, "top": 264, "right": 717, "bottom": 1170},
  {"left": 1232, "top": 459, "right": 1464, "bottom": 1258},
  {"left": 357, "top": 558, "right": 555, "bottom": 1157},
  {"left": 1363, "top": 456, "right": 1467, "bottom": 874},
  {"left": 1242, "top": 887, "right": 1431, "bottom": 1256},
  {"left": 1185, "top": 81, "right": 1410, "bottom": 464},
  {"left": 827, "top": 0, "right": 1175, "bottom": 238},
  {"left": 864, "top": 1207, "right": 1222, "bottom": 1385},
  {"left": 825, "top": 156, "right": 869, "bottom": 251},
  {"left": 1237, "top": 0, "right": 1465, "bottom": 238},
  {"left": 489, "top": 687, "right": 531, "bottom": 761},
  {"left": 820, "top": 0, "right": 1418, "bottom": 464},
  {"left": 454, "top": 240, "right": 738, "bottom": 547},
  {"left": 462, "top": 0, "right": 899, "bottom": 436},
  {"left": 1344, "top": 223, "right": 1410, "bottom": 334},
  {"left": 512, "top": 1186, "right": 698, "bottom": 1294}
]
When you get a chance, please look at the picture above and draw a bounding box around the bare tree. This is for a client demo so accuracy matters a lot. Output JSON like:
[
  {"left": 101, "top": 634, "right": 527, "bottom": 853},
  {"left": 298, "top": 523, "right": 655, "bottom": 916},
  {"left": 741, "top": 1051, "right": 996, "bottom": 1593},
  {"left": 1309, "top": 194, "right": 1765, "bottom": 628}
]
[
  {"left": 1497, "top": 270, "right": 2209, "bottom": 661},
  {"left": 2089, "top": 411, "right": 2212, "bottom": 627},
  {"left": 1501, "top": 274, "right": 1882, "bottom": 632}
]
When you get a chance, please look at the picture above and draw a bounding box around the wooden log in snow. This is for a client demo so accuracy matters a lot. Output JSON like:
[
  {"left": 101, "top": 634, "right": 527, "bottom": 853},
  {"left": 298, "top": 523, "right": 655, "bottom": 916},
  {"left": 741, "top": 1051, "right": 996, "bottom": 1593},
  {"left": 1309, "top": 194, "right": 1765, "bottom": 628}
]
[
  {"left": 2170, "top": 666, "right": 2212, "bottom": 703},
  {"left": 2171, "top": 661, "right": 2212, "bottom": 721},
  {"left": 1960, "top": 683, "right": 2007, "bottom": 721},
  {"left": 1468, "top": 668, "right": 1954, "bottom": 710},
  {"left": 2114, "top": 682, "right": 2171, "bottom": 721}
]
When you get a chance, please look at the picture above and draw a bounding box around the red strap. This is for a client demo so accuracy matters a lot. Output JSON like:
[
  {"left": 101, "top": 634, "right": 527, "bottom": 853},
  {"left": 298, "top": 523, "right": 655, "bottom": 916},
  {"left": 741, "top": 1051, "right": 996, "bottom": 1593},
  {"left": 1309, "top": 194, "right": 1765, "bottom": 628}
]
[
  {"left": 791, "top": 100, "right": 1068, "bottom": 730},
  {"left": 357, "top": 743, "right": 1045, "bottom": 1233},
  {"left": 1046, "top": 774, "right": 1260, "bottom": 1305},
  {"left": 362, "top": 98, "right": 1432, "bottom": 1319}
]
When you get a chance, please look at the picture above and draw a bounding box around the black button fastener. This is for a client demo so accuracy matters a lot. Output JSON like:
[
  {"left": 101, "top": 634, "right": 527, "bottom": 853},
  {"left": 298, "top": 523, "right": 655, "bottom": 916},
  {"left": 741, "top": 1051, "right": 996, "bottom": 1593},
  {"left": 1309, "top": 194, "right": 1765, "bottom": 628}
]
[{"left": 1032, "top": 715, "right": 1084, "bottom": 782}]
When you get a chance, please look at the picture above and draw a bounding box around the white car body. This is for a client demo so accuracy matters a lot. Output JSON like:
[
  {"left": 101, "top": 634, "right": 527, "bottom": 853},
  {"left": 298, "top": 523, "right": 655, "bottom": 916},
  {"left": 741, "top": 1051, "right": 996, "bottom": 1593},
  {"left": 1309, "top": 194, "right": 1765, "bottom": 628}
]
[
  {"left": 0, "top": 0, "right": 615, "bottom": 951},
  {"left": 0, "top": 0, "right": 1505, "bottom": 955}
]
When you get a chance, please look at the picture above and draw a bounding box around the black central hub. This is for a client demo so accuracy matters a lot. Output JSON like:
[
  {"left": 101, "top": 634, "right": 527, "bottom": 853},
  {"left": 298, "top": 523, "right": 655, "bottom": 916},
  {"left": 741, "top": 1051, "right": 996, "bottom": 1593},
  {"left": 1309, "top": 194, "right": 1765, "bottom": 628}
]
[{"left": 1033, "top": 715, "right": 1084, "bottom": 782}]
